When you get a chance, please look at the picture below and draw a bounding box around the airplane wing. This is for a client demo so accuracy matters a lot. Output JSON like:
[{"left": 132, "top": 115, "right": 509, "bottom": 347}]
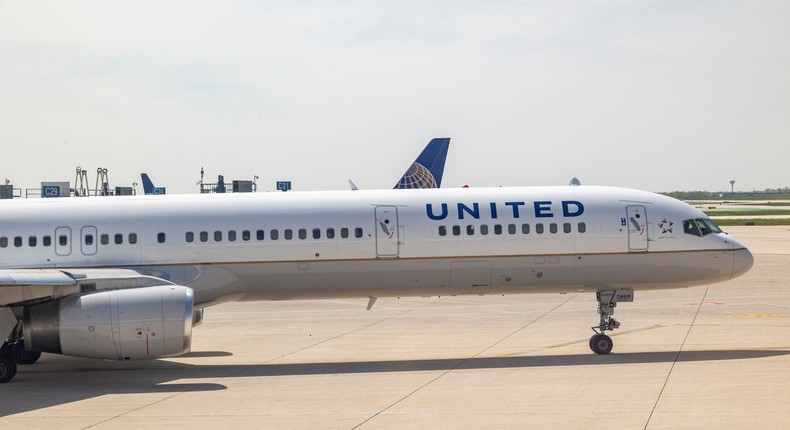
[
  {"left": 0, "top": 268, "right": 176, "bottom": 311},
  {"left": 0, "top": 269, "right": 77, "bottom": 287}
]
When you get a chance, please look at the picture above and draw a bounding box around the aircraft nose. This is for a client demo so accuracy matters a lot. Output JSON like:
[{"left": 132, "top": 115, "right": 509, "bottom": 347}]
[{"left": 731, "top": 246, "right": 754, "bottom": 279}]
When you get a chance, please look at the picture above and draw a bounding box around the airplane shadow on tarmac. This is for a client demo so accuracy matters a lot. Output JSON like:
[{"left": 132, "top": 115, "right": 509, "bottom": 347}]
[{"left": 1, "top": 348, "right": 788, "bottom": 417}]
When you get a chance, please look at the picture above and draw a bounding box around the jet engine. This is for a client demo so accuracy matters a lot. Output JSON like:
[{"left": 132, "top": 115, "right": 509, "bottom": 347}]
[{"left": 23, "top": 285, "right": 194, "bottom": 360}]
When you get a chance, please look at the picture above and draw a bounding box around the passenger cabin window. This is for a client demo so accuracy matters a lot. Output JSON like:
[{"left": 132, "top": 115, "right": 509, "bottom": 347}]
[
  {"left": 228, "top": 231, "right": 237, "bottom": 242},
  {"left": 341, "top": 228, "right": 349, "bottom": 239},
  {"left": 85, "top": 235, "right": 94, "bottom": 246},
  {"left": 494, "top": 224, "right": 502, "bottom": 235},
  {"left": 157, "top": 233, "right": 166, "bottom": 243},
  {"left": 243, "top": 230, "right": 251, "bottom": 241},
  {"left": 214, "top": 231, "right": 222, "bottom": 242},
  {"left": 355, "top": 228, "right": 363, "bottom": 238},
  {"left": 256, "top": 230, "right": 264, "bottom": 241},
  {"left": 298, "top": 229, "right": 307, "bottom": 240},
  {"left": 439, "top": 226, "right": 447, "bottom": 236},
  {"left": 101, "top": 234, "right": 109, "bottom": 245},
  {"left": 549, "top": 223, "right": 558, "bottom": 234},
  {"left": 480, "top": 225, "right": 489, "bottom": 235},
  {"left": 452, "top": 225, "right": 461, "bottom": 236},
  {"left": 327, "top": 228, "right": 335, "bottom": 239},
  {"left": 186, "top": 232, "right": 195, "bottom": 243},
  {"left": 312, "top": 228, "right": 321, "bottom": 239},
  {"left": 508, "top": 224, "right": 516, "bottom": 235},
  {"left": 578, "top": 222, "right": 587, "bottom": 233},
  {"left": 270, "top": 229, "right": 279, "bottom": 240},
  {"left": 0, "top": 237, "right": 6, "bottom": 248},
  {"left": 200, "top": 231, "right": 208, "bottom": 242},
  {"left": 284, "top": 229, "right": 293, "bottom": 240},
  {"left": 536, "top": 223, "right": 544, "bottom": 234},
  {"left": 29, "top": 236, "right": 37, "bottom": 247},
  {"left": 522, "top": 224, "right": 530, "bottom": 234},
  {"left": 467, "top": 225, "right": 475, "bottom": 235},
  {"left": 43, "top": 236, "right": 52, "bottom": 247},
  {"left": 59, "top": 235, "right": 68, "bottom": 246},
  {"left": 129, "top": 233, "right": 138, "bottom": 244},
  {"left": 563, "top": 223, "right": 572, "bottom": 234},
  {"left": 115, "top": 234, "right": 123, "bottom": 245},
  {"left": 14, "top": 237, "right": 22, "bottom": 247}
]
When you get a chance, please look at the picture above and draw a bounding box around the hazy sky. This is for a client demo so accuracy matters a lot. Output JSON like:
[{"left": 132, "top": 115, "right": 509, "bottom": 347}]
[{"left": 1, "top": 1, "right": 788, "bottom": 194}]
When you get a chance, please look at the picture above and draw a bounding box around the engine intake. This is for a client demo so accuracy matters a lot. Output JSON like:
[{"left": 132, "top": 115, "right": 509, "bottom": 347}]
[{"left": 24, "top": 285, "right": 194, "bottom": 360}]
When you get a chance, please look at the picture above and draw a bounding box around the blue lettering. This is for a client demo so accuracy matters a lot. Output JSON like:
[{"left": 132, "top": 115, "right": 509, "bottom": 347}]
[
  {"left": 505, "top": 202, "right": 525, "bottom": 218},
  {"left": 426, "top": 203, "right": 448, "bottom": 220},
  {"left": 428, "top": 200, "right": 584, "bottom": 220},
  {"left": 534, "top": 201, "right": 553, "bottom": 218},
  {"left": 562, "top": 200, "right": 585, "bottom": 217},
  {"left": 458, "top": 203, "right": 480, "bottom": 219}
]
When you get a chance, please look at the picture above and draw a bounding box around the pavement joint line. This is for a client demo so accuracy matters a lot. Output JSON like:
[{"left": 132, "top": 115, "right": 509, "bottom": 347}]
[
  {"left": 643, "top": 286, "right": 709, "bottom": 430},
  {"left": 351, "top": 293, "right": 580, "bottom": 430},
  {"left": 262, "top": 297, "right": 444, "bottom": 363},
  {"left": 81, "top": 298, "right": 442, "bottom": 429}
]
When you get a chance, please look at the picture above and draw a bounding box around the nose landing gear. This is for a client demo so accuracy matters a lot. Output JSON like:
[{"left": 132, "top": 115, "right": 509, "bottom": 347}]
[{"left": 589, "top": 289, "right": 632, "bottom": 355}]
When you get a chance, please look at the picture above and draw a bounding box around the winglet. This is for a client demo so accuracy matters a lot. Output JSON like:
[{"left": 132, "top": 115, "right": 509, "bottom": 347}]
[{"left": 394, "top": 137, "right": 450, "bottom": 189}]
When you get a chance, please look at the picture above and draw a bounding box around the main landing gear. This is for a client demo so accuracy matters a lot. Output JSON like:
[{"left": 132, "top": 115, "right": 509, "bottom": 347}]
[
  {"left": 589, "top": 289, "right": 632, "bottom": 355},
  {"left": 0, "top": 321, "right": 44, "bottom": 383},
  {"left": 0, "top": 343, "right": 17, "bottom": 384},
  {"left": 10, "top": 341, "right": 41, "bottom": 365}
]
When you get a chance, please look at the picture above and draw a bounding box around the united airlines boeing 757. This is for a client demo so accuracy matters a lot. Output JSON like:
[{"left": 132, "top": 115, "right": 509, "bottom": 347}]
[{"left": 0, "top": 185, "right": 753, "bottom": 382}]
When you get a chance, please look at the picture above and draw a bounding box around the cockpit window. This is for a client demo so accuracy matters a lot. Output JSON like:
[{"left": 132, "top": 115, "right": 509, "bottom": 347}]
[
  {"left": 695, "top": 219, "right": 713, "bottom": 236},
  {"left": 683, "top": 219, "right": 701, "bottom": 236},
  {"left": 703, "top": 218, "right": 723, "bottom": 234},
  {"left": 683, "top": 218, "right": 722, "bottom": 237}
]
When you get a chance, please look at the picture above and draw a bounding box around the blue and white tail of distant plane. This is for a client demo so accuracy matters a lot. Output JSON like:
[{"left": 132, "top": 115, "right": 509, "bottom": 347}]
[
  {"left": 394, "top": 137, "right": 450, "bottom": 189},
  {"left": 348, "top": 137, "right": 451, "bottom": 191},
  {"left": 140, "top": 173, "right": 166, "bottom": 195}
]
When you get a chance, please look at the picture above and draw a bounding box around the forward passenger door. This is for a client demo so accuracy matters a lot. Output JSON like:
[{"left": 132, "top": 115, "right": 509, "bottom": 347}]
[{"left": 374, "top": 206, "right": 399, "bottom": 257}]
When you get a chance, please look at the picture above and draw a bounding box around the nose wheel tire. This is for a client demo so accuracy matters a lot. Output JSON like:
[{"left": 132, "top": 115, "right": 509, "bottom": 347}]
[{"left": 589, "top": 333, "right": 613, "bottom": 355}]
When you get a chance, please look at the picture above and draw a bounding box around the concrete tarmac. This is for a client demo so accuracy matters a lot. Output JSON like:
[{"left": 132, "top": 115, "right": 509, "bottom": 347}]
[{"left": 1, "top": 226, "right": 788, "bottom": 429}]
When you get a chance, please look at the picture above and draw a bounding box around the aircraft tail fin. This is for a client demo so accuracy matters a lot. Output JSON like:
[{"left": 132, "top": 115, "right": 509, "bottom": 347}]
[
  {"left": 394, "top": 137, "right": 450, "bottom": 189},
  {"left": 141, "top": 174, "right": 155, "bottom": 194},
  {"left": 141, "top": 173, "right": 166, "bottom": 195}
]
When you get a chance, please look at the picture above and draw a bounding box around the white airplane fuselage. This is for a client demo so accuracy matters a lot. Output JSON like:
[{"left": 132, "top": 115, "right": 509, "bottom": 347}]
[{"left": 0, "top": 185, "right": 753, "bottom": 308}]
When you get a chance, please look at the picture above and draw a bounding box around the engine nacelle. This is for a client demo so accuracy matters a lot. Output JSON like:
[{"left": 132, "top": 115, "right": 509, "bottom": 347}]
[{"left": 24, "top": 285, "right": 194, "bottom": 360}]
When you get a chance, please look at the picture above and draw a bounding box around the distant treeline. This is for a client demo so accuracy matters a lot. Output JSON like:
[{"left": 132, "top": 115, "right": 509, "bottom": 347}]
[{"left": 661, "top": 188, "right": 790, "bottom": 201}]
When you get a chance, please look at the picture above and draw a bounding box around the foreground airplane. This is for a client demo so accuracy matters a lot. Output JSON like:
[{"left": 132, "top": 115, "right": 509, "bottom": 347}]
[{"left": 0, "top": 185, "right": 753, "bottom": 382}]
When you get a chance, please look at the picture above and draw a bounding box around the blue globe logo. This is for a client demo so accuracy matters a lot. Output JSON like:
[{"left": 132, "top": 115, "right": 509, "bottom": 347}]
[{"left": 396, "top": 162, "right": 437, "bottom": 189}]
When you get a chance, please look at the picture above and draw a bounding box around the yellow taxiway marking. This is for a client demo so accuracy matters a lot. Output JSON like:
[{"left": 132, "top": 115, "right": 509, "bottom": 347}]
[{"left": 729, "top": 313, "right": 790, "bottom": 318}]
